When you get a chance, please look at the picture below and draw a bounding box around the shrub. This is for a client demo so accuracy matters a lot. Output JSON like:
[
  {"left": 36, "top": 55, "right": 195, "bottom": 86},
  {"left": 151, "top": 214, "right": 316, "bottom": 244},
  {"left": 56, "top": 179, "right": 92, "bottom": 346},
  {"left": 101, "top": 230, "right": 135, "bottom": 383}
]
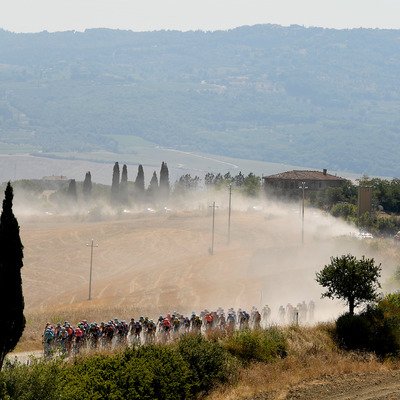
[
  {"left": 0, "top": 357, "right": 63, "bottom": 400},
  {"left": 335, "top": 307, "right": 400, "bottom": 358},
  {"left": 177, "top": 334, "right": 236, "bottom": 395},
  {"left": 223, "top": 327, "right": 287, "bottom": 365},
  {"left": 61, "top": 345, "right": 192, "bottom": 400}
]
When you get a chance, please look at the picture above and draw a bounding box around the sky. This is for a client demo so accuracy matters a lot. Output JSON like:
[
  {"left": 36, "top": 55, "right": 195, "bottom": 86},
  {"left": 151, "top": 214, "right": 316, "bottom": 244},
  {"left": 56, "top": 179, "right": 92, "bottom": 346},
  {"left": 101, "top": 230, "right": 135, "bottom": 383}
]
[{"left": 1, "top": 0, "right": 400, "bottom": 33}]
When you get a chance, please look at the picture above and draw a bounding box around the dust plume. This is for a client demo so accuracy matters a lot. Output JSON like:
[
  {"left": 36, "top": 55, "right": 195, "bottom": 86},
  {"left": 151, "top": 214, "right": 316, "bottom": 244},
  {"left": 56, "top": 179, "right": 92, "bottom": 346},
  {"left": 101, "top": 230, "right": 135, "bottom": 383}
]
[{"left": 11, "top": 186, "right": 399, "bottom": 324}]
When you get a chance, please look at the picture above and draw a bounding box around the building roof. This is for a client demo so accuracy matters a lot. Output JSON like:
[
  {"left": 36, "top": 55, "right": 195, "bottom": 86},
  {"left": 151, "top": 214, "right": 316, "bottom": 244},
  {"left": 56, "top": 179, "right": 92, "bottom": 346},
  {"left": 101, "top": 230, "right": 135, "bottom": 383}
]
[{"left": 263, "top": 170, "right": 345, "bottom": 181}]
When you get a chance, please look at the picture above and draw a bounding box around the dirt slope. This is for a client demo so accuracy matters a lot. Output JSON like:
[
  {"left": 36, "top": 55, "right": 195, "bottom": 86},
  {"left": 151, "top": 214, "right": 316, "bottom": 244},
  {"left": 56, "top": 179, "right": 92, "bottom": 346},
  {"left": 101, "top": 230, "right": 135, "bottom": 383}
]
[{"left": 250, "top": 371, "right": 400, "bottom": 399}]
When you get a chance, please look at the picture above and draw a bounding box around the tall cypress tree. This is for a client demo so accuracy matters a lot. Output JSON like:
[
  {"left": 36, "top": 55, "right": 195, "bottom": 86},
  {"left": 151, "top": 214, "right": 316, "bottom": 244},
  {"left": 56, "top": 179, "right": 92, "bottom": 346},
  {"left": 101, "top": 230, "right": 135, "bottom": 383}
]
[
  {"left": 111, "top": 162, "right": 120, "bottom": 205},
  {"left": 120, "top": 164, "right": 128, "bottom": 205},
  {"left": 148, "top": 171, "right": 159, "bottom": 202},
  {"left": 159, "top": 161, "right": 170, "bottom": 200},
  {"left": 67, "top": 179, "right": 77, "bottom": 202},
  {"left": 134, "top": 164, "right": 145, "bottom": 202},
  {"left": 82, "top": 171, "right": 92, "bottom": 198},
  {"left": 0, "top": 182, "right": 25, "bottom": 370}
]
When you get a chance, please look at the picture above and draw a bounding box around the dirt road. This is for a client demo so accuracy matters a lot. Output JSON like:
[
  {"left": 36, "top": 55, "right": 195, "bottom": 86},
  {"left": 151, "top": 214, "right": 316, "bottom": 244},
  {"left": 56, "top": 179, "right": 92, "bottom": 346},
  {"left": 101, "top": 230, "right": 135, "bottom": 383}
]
[{"left": 266, "top": 371, "right": 400, "bottom": 399}]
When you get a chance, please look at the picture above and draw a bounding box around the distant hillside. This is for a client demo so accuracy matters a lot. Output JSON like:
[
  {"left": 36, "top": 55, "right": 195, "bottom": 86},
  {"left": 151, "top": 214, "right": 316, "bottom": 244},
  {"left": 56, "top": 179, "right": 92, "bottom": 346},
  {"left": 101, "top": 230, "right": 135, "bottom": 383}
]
[{"left": 1, "top": 25, "right": 400, "bottom": 176}]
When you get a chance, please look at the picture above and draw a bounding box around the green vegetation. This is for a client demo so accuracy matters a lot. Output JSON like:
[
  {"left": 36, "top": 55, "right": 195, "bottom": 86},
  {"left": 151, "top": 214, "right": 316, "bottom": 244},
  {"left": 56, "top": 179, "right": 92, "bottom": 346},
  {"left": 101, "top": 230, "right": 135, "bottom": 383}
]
[
  {"left": 1, "top": 26, "right": 400, "bottom": 176},
  {"left": 0, "top": 330, "right": 286, "bottom": 399},
  {"left": 316, "top": 254, "right": 381, "bottom": 315},
  {"left": 334, "top": 293, "right": 400, "bottom": 358}
]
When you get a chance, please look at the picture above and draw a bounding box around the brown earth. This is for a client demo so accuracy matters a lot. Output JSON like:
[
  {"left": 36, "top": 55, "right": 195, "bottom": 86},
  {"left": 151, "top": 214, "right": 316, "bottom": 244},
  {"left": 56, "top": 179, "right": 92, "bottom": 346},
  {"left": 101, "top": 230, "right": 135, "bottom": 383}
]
[{"left": 249, "top": 371, "right": 400, "bottom": 399}]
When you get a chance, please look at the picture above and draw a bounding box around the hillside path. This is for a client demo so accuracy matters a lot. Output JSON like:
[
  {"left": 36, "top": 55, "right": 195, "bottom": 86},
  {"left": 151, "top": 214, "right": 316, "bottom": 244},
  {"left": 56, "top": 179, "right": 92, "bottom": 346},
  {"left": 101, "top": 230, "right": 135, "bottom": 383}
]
[{"left": 248, "top": 371, "right": 400, "bottom": 399}]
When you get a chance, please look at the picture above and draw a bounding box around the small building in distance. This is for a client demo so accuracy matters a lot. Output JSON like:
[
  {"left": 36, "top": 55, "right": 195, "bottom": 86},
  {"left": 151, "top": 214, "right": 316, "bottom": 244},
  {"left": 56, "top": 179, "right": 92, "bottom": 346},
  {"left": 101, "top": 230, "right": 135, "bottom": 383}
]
[{"left": 263, "top": 169, "right": 346, "bottom": 198}]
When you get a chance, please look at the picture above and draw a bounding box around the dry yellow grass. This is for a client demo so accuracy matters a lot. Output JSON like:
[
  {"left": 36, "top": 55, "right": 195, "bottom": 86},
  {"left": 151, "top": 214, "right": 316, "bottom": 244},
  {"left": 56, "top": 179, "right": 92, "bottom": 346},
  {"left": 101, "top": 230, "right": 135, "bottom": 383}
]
[{"left": 207, "top": 324, "right": 399, "bottom": 400}]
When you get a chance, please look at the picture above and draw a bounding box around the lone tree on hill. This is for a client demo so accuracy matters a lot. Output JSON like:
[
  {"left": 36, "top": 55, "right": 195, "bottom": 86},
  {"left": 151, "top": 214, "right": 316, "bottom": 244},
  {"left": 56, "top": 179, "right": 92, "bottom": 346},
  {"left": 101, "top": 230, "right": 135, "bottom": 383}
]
[
  {"left": 0, "top": 182, "right": 25, "bottom": 370},
  {"left": 316, "top": 254, "right": 382, "bottom": 315},
  {"left": 111, "top": 162, "right": 120, "bottom": 204}
]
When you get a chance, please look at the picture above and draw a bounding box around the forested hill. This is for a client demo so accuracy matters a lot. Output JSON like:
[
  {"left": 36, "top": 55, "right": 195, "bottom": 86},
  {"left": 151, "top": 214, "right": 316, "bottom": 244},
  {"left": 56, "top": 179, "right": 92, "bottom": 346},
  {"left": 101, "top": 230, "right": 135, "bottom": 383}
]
[{"left": 1, "top": 25, "right": 400, "bottom": 176}]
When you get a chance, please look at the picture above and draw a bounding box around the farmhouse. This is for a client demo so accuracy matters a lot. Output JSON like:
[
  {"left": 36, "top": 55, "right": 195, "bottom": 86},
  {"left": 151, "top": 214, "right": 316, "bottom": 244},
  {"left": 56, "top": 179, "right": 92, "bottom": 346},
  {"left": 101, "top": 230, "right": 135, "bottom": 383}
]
[{"left": 263, "top": 169, "right": 345, "bottom": 197}]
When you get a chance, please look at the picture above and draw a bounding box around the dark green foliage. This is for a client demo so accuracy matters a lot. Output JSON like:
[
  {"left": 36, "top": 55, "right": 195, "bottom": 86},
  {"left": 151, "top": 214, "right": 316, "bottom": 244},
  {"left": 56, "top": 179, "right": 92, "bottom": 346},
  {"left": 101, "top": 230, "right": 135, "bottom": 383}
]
[
  {"left": 224, "top": 328, "right": 287, "bottom": 365},
  {"left": 242, "top": 173, "right": 261, "bottom": 197},
  {"left": 173, "top": 174, "right": 201, "bottom": 195},
  {"left": 0, "top": 183, "right": 25, "bottom": 371},
  {"left": 60, "top": 347, "right": 192, "bottom": 400},
  {"left": 0, "top": 336, "right": 241, "bottom": 399},
  {"left": 177, "top": 334, "right": 235, "bottom": 395},
  {"left": 330, "top": 203, "right": 357, "bottom": 219},
  {"left": 82, "top": 171, "right": 92, "bottom": 198},
  {"left": 111, "top": 162, "right": 120, "bottom": 205},
  {"left": 147, "top": 171, "right": 158, "bottom": 203},
  {"left": 316, "top": 254, "right": 381, "bottom": 315},
  {"left": 0, "top": 357, "right": 63, "bottom": 400},
  {"left": 120, "top": 164, "right": 128, "bottom": 205},
  {"left": 159, "top": 162, "right": 169, "bottom": 200},
  {"left": 67, "top": 179, "right": 77, "bottom": 202},
  {"left": 335, "top": 306, "right": 400, "bottom": 358},
  {"left": 134, "top": 165, "right": 145, "bottom": 195}
]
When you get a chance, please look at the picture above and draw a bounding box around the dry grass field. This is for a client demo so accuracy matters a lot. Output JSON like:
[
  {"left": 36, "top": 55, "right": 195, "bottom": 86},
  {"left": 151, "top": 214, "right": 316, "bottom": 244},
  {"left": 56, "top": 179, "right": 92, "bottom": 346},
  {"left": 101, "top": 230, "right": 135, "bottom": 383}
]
[{"left": 14, "top": 194, "right": 400, "bottom": 351}]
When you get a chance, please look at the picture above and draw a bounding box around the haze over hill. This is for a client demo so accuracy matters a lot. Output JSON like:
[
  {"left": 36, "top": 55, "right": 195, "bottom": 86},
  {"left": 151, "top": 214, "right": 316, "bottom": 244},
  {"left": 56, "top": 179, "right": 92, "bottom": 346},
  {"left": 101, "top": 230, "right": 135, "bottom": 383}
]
[{"left": 1, "top": 25, "right": 400, "bottom": 178}]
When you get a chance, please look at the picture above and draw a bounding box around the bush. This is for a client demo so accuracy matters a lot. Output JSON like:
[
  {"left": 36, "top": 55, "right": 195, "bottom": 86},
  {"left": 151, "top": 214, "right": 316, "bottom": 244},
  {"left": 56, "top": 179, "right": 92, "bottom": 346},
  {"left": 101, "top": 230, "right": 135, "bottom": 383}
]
[
  {"left": 223, "top": 327, "right": 287, "bottom": 365},
  {"left": 335, "top": 312, "right": 373, "bottom": 351},
  {"left": 335, "top": 306, "right": 400, "bottom": 358},
  {"left": 177, "top": 334, "right": 236, "bottom": 395},
  {"left": 61, "top": 345, "right": 192, "bottom": 400},
  {"left": 0, "top": 357, "right": 63, "bottom": 400}
]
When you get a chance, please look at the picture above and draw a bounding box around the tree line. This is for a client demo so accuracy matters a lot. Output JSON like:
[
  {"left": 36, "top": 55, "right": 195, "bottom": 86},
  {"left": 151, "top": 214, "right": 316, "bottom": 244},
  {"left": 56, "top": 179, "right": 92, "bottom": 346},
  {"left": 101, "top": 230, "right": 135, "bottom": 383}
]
[
  {"left": 56, "top": 163, "right": 263, "bottom": 209},
  {"left": 307, "top": 176, "right": 400, "bottom": 236}
]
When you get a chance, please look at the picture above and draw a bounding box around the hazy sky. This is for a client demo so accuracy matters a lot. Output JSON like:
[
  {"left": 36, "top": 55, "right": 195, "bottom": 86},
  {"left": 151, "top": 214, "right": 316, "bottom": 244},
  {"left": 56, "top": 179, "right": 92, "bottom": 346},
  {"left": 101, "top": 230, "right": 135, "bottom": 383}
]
[{"left": 1, "top": 0, "right": 400, "bottom": 33}]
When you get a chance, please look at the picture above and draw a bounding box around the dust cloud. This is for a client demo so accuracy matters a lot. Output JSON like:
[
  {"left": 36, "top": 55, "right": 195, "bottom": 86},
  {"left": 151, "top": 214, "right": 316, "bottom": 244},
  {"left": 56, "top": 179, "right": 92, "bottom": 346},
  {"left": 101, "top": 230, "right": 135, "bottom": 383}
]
[{"left": 11, "top": 186, "right": 399, "bottom": 324}]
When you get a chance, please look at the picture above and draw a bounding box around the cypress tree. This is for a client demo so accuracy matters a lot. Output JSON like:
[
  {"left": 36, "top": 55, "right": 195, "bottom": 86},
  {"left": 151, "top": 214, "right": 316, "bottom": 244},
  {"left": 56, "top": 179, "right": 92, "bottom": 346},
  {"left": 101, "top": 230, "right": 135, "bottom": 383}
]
[
  {"left": 135, "top": 165, "right": 145, "bottom": 192},
  {"left": 0, "top": 182, "right": 25, "bottom": 370},
  {"left": 159, "top": 161, "right": 170, "bottom": 200},
  {"left": 120, "top": 164, "right": 128, "bottom": 204},
  {"left": 67, "top": 179, "right": 77, "bottom": 202},
  {"left": 82, "top": 171, "right": 92, "bottom": 198},
  {"left": 134, "top": 164, "right": 145, "bottom": 202},
  {"left": 148, "top": 171, "right": 159, "bottom": 202},
  {"left": 111, "top": 162, "right": 120, "bottom": 205}
]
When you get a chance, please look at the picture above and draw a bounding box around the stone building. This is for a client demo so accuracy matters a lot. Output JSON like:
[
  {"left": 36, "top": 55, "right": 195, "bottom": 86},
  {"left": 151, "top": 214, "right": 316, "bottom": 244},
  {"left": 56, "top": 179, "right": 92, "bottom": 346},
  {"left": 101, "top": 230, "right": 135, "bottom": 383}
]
[{"left": 263, "top": 169, "right": 345, "bottom": 197}]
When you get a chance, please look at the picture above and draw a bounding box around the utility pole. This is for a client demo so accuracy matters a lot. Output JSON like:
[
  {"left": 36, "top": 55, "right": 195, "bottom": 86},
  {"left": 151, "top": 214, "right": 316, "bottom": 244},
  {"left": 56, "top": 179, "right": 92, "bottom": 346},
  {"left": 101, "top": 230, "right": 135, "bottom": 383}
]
[
  {"left": 86, "top": 239, "right": 98, "bottom": 300},
  {"left": 209, "top": 201, "right": 218, "bottom": 255},
  {"left": 227, "top": 183, "right": 232, "bottom": 245},
  {"left": 299, "top": 182, "right": 308, "bottom": 245}
]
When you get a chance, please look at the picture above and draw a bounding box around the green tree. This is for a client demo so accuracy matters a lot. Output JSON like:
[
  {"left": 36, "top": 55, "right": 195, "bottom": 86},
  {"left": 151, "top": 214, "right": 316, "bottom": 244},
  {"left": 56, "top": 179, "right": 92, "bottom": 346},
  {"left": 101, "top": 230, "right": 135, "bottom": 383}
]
[
  {"left": 147, "top": 171, "right": 159, "bottom": 202},
  {"left": 120, "top": 164, "right": 128, "bottom": 205},
  {"left": 0, "top": 182, "right": 25, "bottom": 370},
  {"left": 134, "top": 164, "right": 145, "bottom": 202},
  {"left": 159, "top": 161, "right": 170, "bottom": 200},
  {"left": 316, "top": 254, "right": 382, "bottom": 315},
  {"left": 82, "top": 171, "right": 92, "bottom": 198},
  {"left": 243, "top": 173, "right": 261, "bottom": 197},
  {"left": 67, "top": 179, "right": 77, "bottom": 202},
  {"left": 111, "top": 162, "right": 120, "bottom": 205}
]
